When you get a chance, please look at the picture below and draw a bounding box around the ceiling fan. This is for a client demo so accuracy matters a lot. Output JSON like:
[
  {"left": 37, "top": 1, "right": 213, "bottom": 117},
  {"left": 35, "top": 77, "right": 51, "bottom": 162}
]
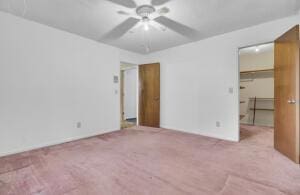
[{"left": 101, "top": 0, "right": 200, "bottom": 43}]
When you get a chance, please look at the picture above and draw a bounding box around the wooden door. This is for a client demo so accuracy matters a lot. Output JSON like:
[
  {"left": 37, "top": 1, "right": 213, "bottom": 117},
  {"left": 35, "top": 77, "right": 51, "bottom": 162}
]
[
  {"left": 139, "top": 63, "right": 160, "bottom": 127},
  {"left": 274, "top": 25, "right": 300, "bottom": 163}
]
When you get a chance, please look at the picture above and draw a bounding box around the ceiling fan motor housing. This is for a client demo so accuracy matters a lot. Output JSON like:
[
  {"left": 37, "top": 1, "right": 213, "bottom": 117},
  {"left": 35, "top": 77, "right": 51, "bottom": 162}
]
[{"left": 136, "top": 5, "right": 156, "bottom": 18}]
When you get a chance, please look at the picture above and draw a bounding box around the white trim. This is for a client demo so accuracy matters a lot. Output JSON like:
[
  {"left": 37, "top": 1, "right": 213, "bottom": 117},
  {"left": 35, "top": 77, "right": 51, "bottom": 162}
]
[
  {"left": 237, "top": 46, "right": 241, "bottom": 141},
  {"left": 160, "top": 125, "right": 239, "bottom": 142},
  {"left": 0, "top": 129, "right": 116, "bottom": 158},
  {"left": 120, "top": 62, "right": 139, "bottom": 128}
]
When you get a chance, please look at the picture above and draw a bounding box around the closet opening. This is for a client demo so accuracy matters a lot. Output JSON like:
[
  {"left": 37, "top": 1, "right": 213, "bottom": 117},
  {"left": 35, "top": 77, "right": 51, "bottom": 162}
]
[{"left": 239, "top": 43, "right": 274, "bottom": 138}]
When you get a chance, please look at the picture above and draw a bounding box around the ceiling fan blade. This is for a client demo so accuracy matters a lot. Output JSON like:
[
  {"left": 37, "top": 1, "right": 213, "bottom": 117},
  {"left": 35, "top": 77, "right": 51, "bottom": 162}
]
[
  {"left": 117, "top": 10, "right": 131, "bottom": 16},
  {"left": 151, "top": 0, "right": 171, "bottom": 6},
  {"left": 101, "top": 17, "right": 140, "bottom": 42},
  {"left": 154, "top": 16, "right": 200, "bottom": 40},
  {"left": 105, "top": 0, "right": 137, "bottom": 8}
]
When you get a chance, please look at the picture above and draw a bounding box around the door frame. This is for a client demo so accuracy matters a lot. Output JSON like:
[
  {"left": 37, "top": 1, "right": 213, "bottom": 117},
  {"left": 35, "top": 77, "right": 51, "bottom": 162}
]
[
  {"left": 120, "top": 69, "right": 125, "bottom": 122},
  {"left": 120, "top": 62, "right": 139, "bottom": 129},
  {"left": 237, "top": 41, "right": 274, "bottom": 141}
]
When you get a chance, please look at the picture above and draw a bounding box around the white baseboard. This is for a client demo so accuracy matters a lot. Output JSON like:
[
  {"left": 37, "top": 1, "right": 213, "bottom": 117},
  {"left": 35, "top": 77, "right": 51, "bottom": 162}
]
[
  {"left": 0, "top": 125, "right": 239, "bottom": 158},
  {"left": 160, "top": 125, "right": 239, "bottom": 142},
  {"left": 0, "top": 129, "right": 117, "bottom": 158}
]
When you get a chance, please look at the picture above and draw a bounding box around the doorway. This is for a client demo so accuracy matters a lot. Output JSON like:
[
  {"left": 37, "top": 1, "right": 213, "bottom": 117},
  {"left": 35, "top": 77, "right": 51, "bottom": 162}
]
[
  {"left": 120, "top": 63, "right": 138, "bottom": 129},
  {"left": 120, "top": 62, "right": 161, "bottom": 129},
  {"left": 238, "top": 25, "right": 300, "bottom": 164},
  {"left": 239, "top": 43, "right": 275, "bottom": 128}
]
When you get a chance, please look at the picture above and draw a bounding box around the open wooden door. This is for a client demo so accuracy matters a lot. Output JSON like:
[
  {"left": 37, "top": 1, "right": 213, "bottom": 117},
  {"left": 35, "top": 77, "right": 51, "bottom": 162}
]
[
  {"left": 139, "top": 63, "right": 160, "bottom": 127},
  {"left": 274, "top": 25, "right": 300, "bottom": 163}
]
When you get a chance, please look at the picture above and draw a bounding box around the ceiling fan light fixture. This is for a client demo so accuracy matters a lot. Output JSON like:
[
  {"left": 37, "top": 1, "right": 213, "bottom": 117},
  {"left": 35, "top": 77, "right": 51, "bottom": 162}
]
[
  {"left": 136, "top": 5, "right": 156, "bottom": 18},
  {"left": 142, "top": 16, "right": 150, "bottom": 31},
  {"left": 144, "top": 23, "right": 149, "bottom": 31}
]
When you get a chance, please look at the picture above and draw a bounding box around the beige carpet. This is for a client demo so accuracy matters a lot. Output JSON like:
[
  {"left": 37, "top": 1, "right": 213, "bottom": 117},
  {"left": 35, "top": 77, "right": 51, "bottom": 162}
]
[{"left": 0, "top": 125, "right": 299, "bottom": 194}]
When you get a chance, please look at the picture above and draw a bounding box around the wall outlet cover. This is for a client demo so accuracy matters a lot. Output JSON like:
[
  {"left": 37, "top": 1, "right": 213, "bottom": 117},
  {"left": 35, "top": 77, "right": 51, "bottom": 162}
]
[{"left": 113, "top": 75, "right": 119, "bottom": 83}]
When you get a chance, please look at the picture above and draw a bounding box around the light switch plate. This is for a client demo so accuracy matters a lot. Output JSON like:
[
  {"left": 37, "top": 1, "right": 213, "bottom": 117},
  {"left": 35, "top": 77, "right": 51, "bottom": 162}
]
[{"left": 113, "top": 75, "right": 119, "bottom": 83}]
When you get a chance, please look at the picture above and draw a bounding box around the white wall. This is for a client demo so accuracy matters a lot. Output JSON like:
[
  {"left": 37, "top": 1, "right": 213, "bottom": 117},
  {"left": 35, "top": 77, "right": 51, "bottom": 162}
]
[
  {"left": 0, "top": 12, "right": 143, "bottom": 157},
  {"left": 240, "top": 50, "right": 274, "bottom": 71},
  {"left": 1, "top": 11, "right": 300, "bottom": 157},
  {"left": 141, "top": 14, "right": 300, "bottom": 141},
  {"left": 124, "top": 68, "right": 137, "bottom": 119}
]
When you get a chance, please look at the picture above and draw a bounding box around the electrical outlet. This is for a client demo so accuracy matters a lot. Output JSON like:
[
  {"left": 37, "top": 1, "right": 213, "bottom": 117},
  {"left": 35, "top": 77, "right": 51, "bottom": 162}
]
[
  {"left": 76, "top": 122, "right": 81, "bottom": 128},
  {"left": 229, "top": 87, "right": 234, "bottom": 94},
  {"left": 216, "top": 121, "right": 221, "bottom": 127}
]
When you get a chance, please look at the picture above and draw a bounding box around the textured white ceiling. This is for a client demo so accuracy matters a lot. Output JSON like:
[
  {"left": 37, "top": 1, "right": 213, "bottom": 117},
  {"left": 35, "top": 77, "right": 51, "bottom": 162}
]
[{"left": 0, "top": 0, "right": 299, "bottom": 54}]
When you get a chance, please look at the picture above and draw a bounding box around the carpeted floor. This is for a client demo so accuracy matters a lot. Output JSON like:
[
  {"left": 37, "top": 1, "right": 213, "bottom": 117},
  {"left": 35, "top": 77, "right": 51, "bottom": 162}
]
[{"left": 0, "top": 125, "right": 299, "bottom": 195}]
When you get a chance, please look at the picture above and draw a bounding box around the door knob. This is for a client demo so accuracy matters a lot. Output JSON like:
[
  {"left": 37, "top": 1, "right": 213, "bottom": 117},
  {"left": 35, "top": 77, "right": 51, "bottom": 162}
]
[{"left": 288, "top": 99, "right": 296, "bottom": 104}]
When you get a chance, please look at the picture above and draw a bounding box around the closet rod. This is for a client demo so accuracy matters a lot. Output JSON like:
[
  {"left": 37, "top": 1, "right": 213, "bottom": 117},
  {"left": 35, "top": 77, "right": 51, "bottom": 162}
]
[{"left": 240, "top": 68, "right": 274, "bottom": 74}]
